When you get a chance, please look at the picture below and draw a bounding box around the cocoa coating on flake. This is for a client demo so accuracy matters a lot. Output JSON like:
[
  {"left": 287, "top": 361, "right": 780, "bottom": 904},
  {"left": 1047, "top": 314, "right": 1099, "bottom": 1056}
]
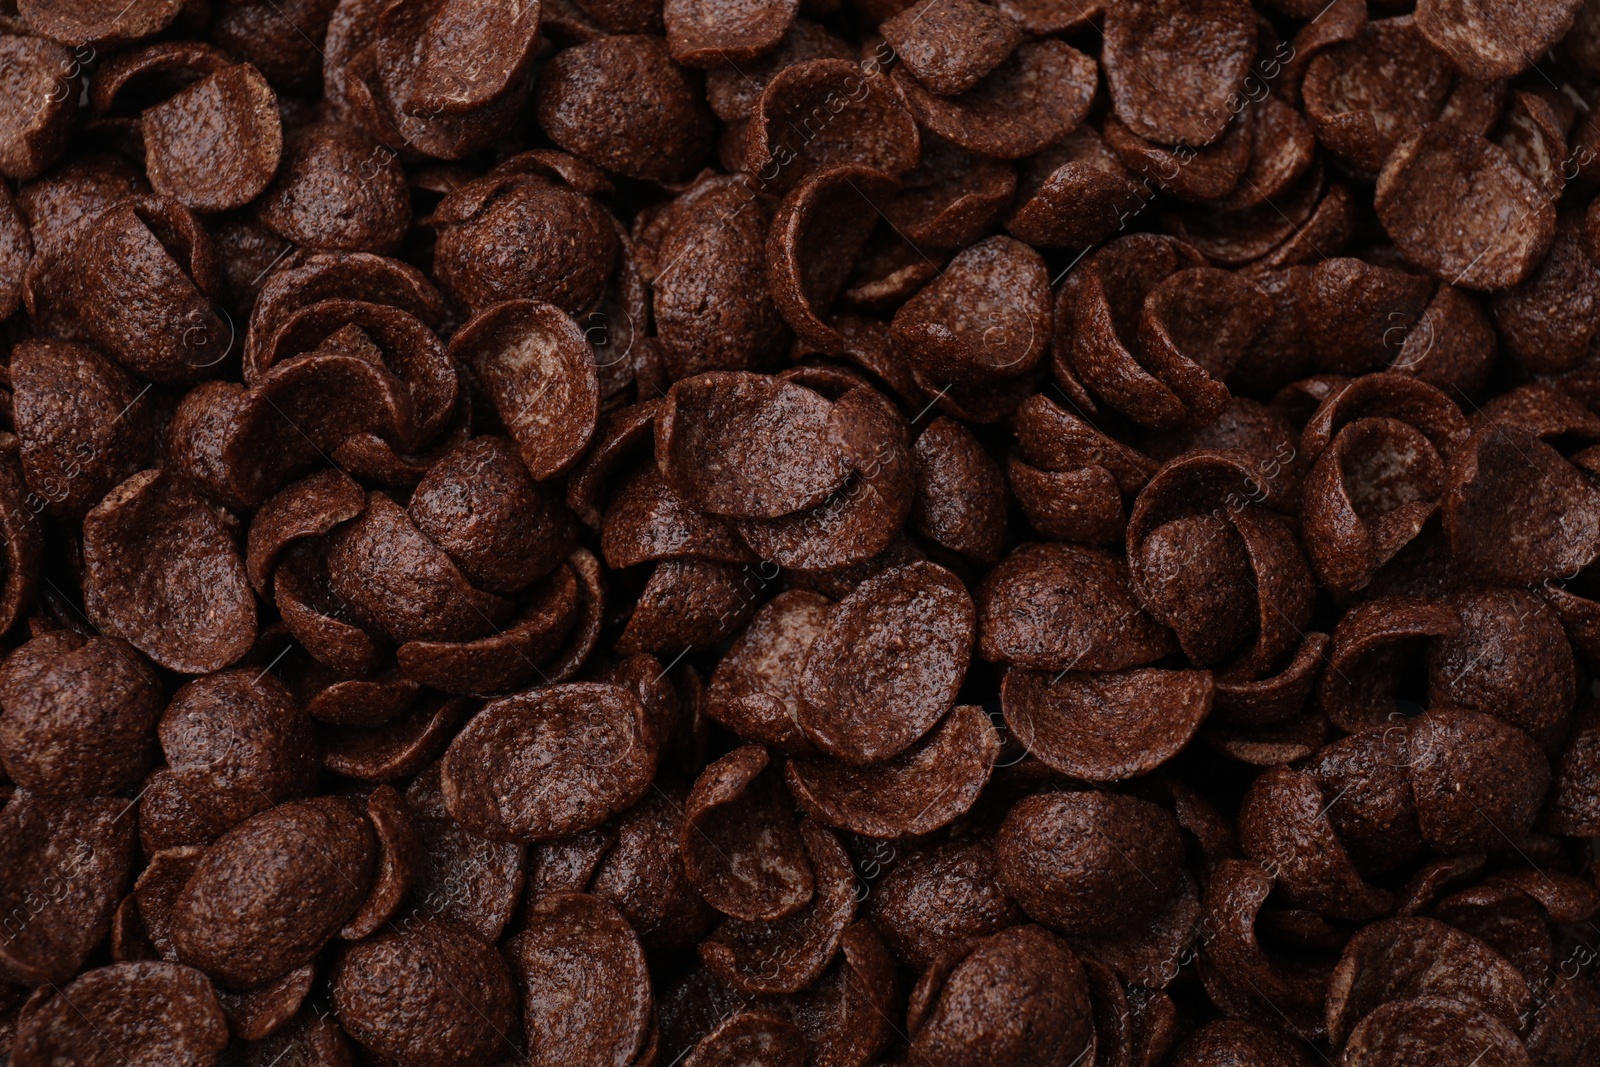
[
  {"left": 505, "top": 892, "right": 654, "bottom": 1067},
  {"left": 171, "top": 796, "right": 376, "bottom": 990},
  {"left": 332, "top": 918, "right": 517, "bottom": 1067},
  {"left": 11, "top": 962, "right": 228, "bottom": 1067},
  {"left": 83, "top": 468, "right": 257, "bottom": 675},
  {"left": 798, "top": 560, "right": 974, "bottom": 764},
  {"left": 0, "top": 632, "right": 161, "bottom": 798}
]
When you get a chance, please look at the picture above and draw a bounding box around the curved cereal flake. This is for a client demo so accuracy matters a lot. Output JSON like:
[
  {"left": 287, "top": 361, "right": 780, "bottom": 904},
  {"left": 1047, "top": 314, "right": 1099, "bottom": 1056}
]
[
  {"left": 158, "top": 670, "right": 316, "bottom": 839},
  {"left": 784, "top": 920, "right": 896, "bottom": 1066},
  {"left": 16, "top": 0, "right": 185, "bottom": 48},
  {"left": 704, "top": 19, "right": 853, "bottom": 121},
  {"left": 72, "top": 197, "right": 230, "bottom": 385},
  {"left": 1301, "top": 17, "right": 1453, "bottom": 178},
  {"left": 1103, "top": 112, "right": 1252, "bottom": 203},
  {"left": 1196, "top": 860, "right": 1329, "bottom": 1040},
  {"left": 1427, "top": 587, "right": 1576, "bottom": 748},
  {"left": 699, "top": 819, "right": 855, "bottom": 994},
  {"left": 911, "top": 416, "right": 1007, "bottom": 562},
  {"left": 658, "top": 371, "right": 846, "bottom": 519},
  {"left": 867, "top": 839, "right": 1020, "bottom": 969},
  {"left": 535, "top": 35, "right": 714, "bottom": 183},
  {"left": 332, "top": 917, "right": 518, "bottom": 1065},
  {"left": 1103, "top": 0, "right": 1255, "bottom": 147},
  {"left": 567, "top": 399, "right": 663, "bottom": 528},
  {"left": 977, "top": 542, "right": 1176, "bottom": 671},
  {"left": 409, "top": 809, "right": 525, "bottom": 942},
  {"left": 246, "top": 470, "right": 367, "bottom": 594},
  {"left": 666, "top": 0, "right": 798, "bottom": 67},
  {"left": 643, "top": 175, "right": 790, "bottom": 380},
  {"left": 1005, "top": 128, "right": 1143, "bottom": 250},
  {"left": 0, "top": 35, "right": 76, "bottom": 181},
  {"left": 449, "top": 300, "right": 600, "bottom": 481},
  {"left": 1326, "top": 917, "right": 1530, "bottom": 1044},
  {"left": 589, "top": 782, "right": 718, "bottom": 952},
  {"left": 320, "top": 693, "right": 465, "bottom": 781},
  {"left": 82, "top": 469, "right": 256, "bottom": 675},
  {"left": 1300, "top": 726, "right": 1422, "bottom": 875},
  {"left": 686, "top": 1010, "right": 807, "bottom": 1067},
  {"left": 1493, "top": 217, "right": 1600, "bottom": 376},
  {"left": 733, "top": 390, "right": 915, "bottom": 570},
  {"left": 786, "top": 705, "right": 999, "bottom": 837},
  {"left": 616, "top": 558, "right": 763, "bottom": 655},
  {"left": 337, "top": 785, "right": 417, "bottom": 940},
  {"left": 1376, "top": 123, "right": 1556, "bottom": 291},
  {"left": 885, "top": 134, "right": 1017, "bottom": 249},
  {"left": 1417, "top": 0, "right": 1584, "bottom": 80},
  {"left": 1077, "top": 870, "right": 1201, "bottom": 991},
  {"left": 506, "top": 892, "right": 654, "bottom": 1067},
  {"left": 682, "top": 745, "right": 814, "bottom": 921},
  {"left": 377, "top": 0, "right": 541, "bottom": 116},
  {"left": 441, "top": 684, "right": 658, "bottom": 843},
  {"left": 706, "top": 589, "right": 831, "bottom": 754},
  {"left": 1001, "top": 667, "right": 1212, "bottom": 781},
  {"left": 890, "top": 235, "right": 1051, "bottom": 386},
  {"left": 765, "top": 165, "right": 894, "bottom": 356},
  {"left": 256, "top": 122, "right": 410, "bottom": 253},
  {"left": 881, "top": 0, "right": 1022, "bottom": 97},
  {"left": 143, "top": 63, "right": 282, "bottom": 213},
  {"left": 1407, "top": 707, "right": 1548, "bottom": 854},
  {"left": 1443, "top": 423, "right": 1600, "bottom": 585},
  {"left": 1238, "top": 765, "right": 1393, "bottom": 921},
  {"left": 0, "top": 632, "right": 163, "bottom": 799},
  {"left": 894, "top": 39, "right": 1096, "bottom": 160},
  {"left": 1320, "top": 596, "right": 1460, "bottom": 731},
  {"left": 1346, "top": 997, "right": 1531, "bottom": 1067},
  {"left": 397, "top": 572, "right": 581, "bottom": 696},
  {"left": 747, "top": 60, "right": 919, "bottom": 194},
  {"left": 0, "top": 791, "right": 136, "bottom": 986},
  {"left": 11, "top": 339, "right": 155, "bottom": 522},
  {"left": 797, "top": 560, "right": 973, "bottom": 764},
  {"left": 1546, "top": 705, "right": 1600, "bottom": 836},
  {"left": 604, "top": 464, "right": 756, "bottom": 569},
  {"left": 214, "top": 962, "right": 313, "bottom": 1042},
  {"left": 1067, "top": 234, "right": 1208, "bottom": 429},
  {"left": 11, "top": 962, "right": 227, "bottom": 1067},
  {"left": 909, "top": 925, "right": 1095, "bottom": 1067},
  {"left": 996, "top": 790, "right": 1184, "bottom": 938},
  {"left": 324, "top": 492, "right": 511, "bottom": 645},
  {"left": 171, "top": 796, "right": 376, "bottom": 991}
]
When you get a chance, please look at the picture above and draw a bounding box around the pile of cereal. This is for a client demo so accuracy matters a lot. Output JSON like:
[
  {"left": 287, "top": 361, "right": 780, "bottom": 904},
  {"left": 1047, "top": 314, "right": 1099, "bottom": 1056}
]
[{"left": 1, "top": 0, "right": 1599, "bottom": 1064}]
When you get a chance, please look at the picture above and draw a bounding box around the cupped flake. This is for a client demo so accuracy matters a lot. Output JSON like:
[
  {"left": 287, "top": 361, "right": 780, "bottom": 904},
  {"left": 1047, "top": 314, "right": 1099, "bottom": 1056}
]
[
  {"left": 666, "top": 0, "right": 798, "bottom": 67},
  {"left": 506, "top": 893, "right": 654, "bottom": 1067},
  {"left": 786, "top": 705, "right": 999, "bottom": 837},
  {"left": 1376, "top": 123, "right": 1556, "bottom": 291},
  {"left": 0, "top": 791, "right": 136, "bottom": 987},
  {"left": 747, "top": 60, "right": 919, "bottom": 194},
  {"left": 144, "top": 63, "right": 282, "bottom": 212},
  {"left": 681, "top": 745, "right": 815, "bottom": 921},
  {"left": 449, "top": 300, "right": 600, "bottom": 481},
  {"left": 698, "top": 819, "right": 855, "bottom": 994},
  {"left": 1001, "top": 667, "right": 1211, "bottom": 781},
  {"left": 797, "top": 560, "right": 974, "bottom": 764},
  {"left": 11, "top": 962, "right": 227, "bottom": 1067},
  {"left": 171, "top": 796, "right": 376, "bottom": 991},
  {"left": 658, "top": 371, "right": 846, "bottom": 519},
  {"left": 890, "top": 236, "right": 1051, "bottom": 386},
  {"left": 1325, "top": 916, "right": 1531, "bottom": 1044},
  {"left": 83, "top": 469, "right": 256, "bottom": 675},
  {"left": 978, "top": 543, "right": 1175, "bottom": 671},
  {"left": 1103, "top": 0, "right": 1255, "bottom": 147},
  {"left": 894, "top": 39, "right": 1096, "bottom": 160},
  {"left": 440, "top": 684, "right": 658, "bottom": 843},
  {"left": 1416, "top": 0, "right": 1584, "bottom": 80}
]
